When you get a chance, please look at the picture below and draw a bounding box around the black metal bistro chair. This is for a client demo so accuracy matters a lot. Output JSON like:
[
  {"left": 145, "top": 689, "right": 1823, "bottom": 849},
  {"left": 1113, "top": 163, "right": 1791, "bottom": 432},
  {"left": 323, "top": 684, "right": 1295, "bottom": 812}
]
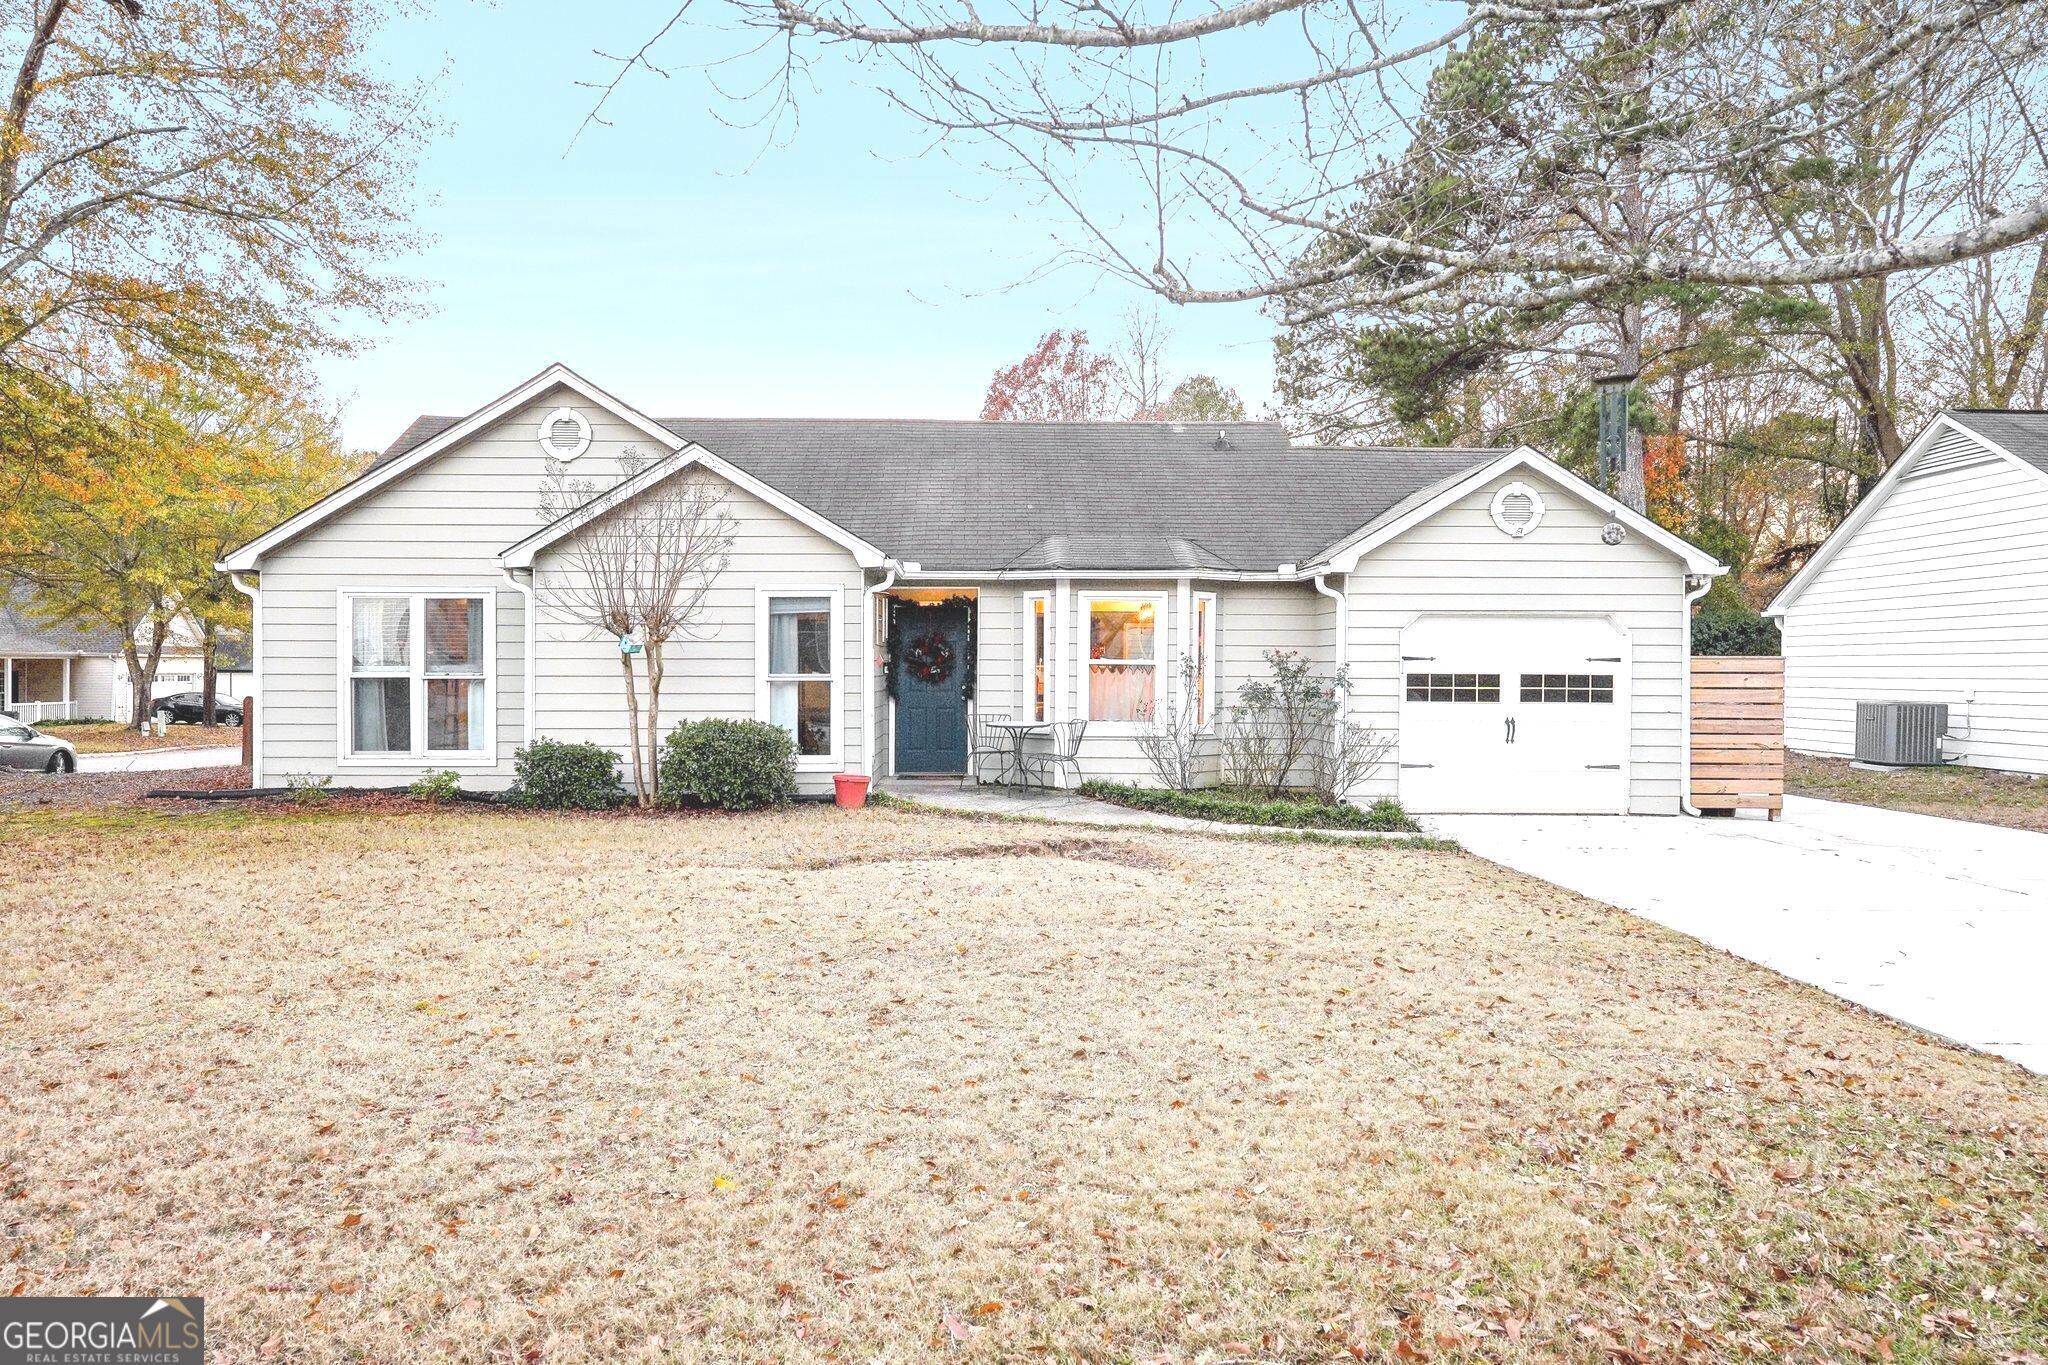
[
  {"left": 1020, "top": 719, "right": 1087, "bottom": 791},
  {"left": 963, "top": 708, "right": 1013, "bottom": 788}
]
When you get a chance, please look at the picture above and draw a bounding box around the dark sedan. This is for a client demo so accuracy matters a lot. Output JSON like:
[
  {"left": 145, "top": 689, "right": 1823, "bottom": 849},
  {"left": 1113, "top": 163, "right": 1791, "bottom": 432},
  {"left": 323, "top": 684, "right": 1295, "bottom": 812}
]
[{"left": 151, "top": 692, "right": 244, "bottom": 726}]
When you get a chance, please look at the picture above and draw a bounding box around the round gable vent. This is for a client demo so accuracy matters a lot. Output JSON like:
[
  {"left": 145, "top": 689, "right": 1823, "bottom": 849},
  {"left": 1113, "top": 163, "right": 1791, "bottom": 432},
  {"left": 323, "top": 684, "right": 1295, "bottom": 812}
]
[
  {"left": 538, "top": 406, "right": 592, "bottom": 461},
  {"left": 1489, "top": 481, "right": 1545, "bottom": 538}
]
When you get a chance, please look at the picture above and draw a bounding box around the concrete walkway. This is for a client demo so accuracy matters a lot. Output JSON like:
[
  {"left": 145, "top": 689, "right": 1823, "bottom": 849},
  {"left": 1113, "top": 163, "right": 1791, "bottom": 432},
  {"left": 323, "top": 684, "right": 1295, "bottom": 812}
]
[
  {"left": 1430, "top": 796, "right": 2048, "bottom": 1073},
  {"left": 878, "top": 778, "right": 1436, "bottom": 842},
  {"left": 77, "top": 745, "right": 241, "bottom": 775}
]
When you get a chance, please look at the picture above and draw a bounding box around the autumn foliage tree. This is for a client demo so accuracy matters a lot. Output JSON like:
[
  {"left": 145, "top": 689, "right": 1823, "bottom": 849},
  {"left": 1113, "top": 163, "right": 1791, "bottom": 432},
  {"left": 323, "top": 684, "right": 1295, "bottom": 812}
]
[
  {"left": 0, "top": 0, "right": 430, "bottom": 475},
  {"left": 0, "top": 363, "right": 353, "bottom": 726},
  {"left": 981, "top": 329, "right": 1117, "bottom": 421}
]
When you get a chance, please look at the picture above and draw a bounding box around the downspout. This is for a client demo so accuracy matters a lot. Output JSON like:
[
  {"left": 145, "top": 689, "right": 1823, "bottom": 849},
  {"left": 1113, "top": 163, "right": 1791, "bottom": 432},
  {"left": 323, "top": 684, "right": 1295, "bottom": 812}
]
[
  {"left": 500, "top": 568, "right": 537, "bottom": 747},
  {"left": 1311, "top": 573, "right": 1349, "bottom": 798},
  {"left": 228, "top": 572, "right": 261, "bottom": 787},
  {"left": 1681, "top": 573, "right": 1713, "bottom": 816},
  {"left": 863, "top": 560, "right": 901, "bottom": 777}
]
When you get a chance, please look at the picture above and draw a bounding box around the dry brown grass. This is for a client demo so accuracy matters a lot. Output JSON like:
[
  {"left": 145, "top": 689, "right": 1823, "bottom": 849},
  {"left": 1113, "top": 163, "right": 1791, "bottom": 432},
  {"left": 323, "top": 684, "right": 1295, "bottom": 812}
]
[
  {"left": 1789, "top": 752, "right": 2048, "bottom": 833},
  {"left": 2, "top": 802, "right": 2043, "bottom": 1363},
  {"left": 43, "top": 720, "right": 242, "bottom": 754}
]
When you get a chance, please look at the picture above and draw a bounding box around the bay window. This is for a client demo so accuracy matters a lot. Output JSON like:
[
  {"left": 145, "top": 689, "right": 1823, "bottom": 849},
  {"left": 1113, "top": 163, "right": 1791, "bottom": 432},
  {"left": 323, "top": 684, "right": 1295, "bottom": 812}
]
[
  {"left": 1081, "top": 595, "right": 1161, "bottom": 723},
  {"left": 758, "top": 588, "right": 840, "bottom": 765},
  {"left": 342, "top": 591, "right": 493, "bottom": 762}
]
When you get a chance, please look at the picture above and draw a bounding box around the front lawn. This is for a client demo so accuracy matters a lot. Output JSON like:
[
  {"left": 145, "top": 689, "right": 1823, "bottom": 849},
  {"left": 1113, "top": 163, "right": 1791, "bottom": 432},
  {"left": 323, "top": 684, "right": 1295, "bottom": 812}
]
[
  {"left": 39, "top": 718, "right": 242, "bottom": 753},
  {"left": 2, "top": 802, "right": 2042, "bottom": 1361},
  {"left": 1789, "top": 751, "right": 2048, "bottom": 833}
]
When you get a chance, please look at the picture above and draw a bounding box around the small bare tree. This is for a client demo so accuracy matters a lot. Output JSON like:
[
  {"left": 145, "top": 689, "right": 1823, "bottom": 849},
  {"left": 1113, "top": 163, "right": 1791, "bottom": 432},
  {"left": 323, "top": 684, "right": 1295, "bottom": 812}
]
[
  {"left": 539, "top": 449, "right": 736, "bottom": 807},
  {"left": 1135, "top": 652, "right": 1206, "bottom": 790}
]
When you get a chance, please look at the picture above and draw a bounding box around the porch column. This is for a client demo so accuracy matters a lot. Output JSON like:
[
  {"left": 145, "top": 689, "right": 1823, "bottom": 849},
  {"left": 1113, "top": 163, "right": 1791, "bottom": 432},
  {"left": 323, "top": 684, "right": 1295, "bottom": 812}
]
[
  {"left": 62, "top": 656, "right": 71, "bottom": 708},
  {"left": 1053, "top": 577, "right": 1072, "bottom": 722},
  {"left": 1173, "top": 578, "right": 1192, "bottom": 714},
  {"left": 2, "top": 655, "right": 11, "bottom": 711}
]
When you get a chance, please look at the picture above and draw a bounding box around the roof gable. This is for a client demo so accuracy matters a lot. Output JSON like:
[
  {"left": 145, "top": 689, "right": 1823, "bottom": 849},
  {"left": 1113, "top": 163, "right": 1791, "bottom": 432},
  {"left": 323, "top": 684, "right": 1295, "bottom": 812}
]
[{"left": 1765, "top": 412, "right": 2048, "bottom": 616}]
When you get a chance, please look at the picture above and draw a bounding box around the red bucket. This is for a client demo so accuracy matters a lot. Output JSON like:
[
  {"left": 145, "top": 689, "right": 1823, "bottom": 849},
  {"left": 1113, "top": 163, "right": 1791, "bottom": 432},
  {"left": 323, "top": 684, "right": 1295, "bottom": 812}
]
[{"left": 833, "top": 773, "right": 872, "bottom": 809}]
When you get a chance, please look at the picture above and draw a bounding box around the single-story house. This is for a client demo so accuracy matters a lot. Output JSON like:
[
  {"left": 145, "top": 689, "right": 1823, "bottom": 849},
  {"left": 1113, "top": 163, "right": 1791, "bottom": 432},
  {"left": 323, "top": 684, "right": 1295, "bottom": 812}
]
[
  {"left": 220, "top": 363, "right": 1723, "bottom": 813},
  {"left": 0, "top": 583, "right": 255, "bottom": 724},
  {"left": 1766, "top": 409, "right": 2048, "bottom": 775},
  {"left": 1, "top": 583, "right": 126, "bottom": 723}
]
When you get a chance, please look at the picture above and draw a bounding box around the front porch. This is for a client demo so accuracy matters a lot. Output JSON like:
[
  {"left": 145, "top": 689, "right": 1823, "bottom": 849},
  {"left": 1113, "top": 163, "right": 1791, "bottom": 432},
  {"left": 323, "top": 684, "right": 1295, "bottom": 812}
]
[{"left": 3, "top": 655, "right": 83, "bottom": 724}]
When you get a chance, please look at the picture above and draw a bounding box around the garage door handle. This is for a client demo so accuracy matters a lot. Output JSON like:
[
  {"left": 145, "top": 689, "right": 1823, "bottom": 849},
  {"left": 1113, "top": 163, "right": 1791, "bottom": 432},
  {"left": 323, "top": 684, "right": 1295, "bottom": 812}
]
[{"left": 1504, "top": 716, "right": 1516, "bottom": 744}]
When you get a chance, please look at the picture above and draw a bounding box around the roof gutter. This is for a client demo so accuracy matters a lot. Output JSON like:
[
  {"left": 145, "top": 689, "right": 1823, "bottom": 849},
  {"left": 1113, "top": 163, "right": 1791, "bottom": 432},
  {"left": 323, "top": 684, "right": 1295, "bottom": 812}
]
[
  {"left": 500, "top": 567, "right": 537, "bottom": 747},
  {"left": 228, "top": 572, "right": 261, "bottom": 787},
  {"left": 861, "top": 559, "right": 904, "bottom": 777},
  {"left": 1681, "top": 572, "right": 1714, "bottom": 817},
  {"left": 1311, "top": 573, "right": 1351, "bottom": 798}
]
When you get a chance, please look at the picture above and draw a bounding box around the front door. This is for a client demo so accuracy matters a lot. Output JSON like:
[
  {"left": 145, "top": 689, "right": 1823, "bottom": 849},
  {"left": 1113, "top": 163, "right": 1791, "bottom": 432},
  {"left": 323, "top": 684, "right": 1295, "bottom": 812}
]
[
  {"left": 1398, "top": 615, "right": 1630, "bottom": 814},
  {"left": 893, "top": 603, "right": 970, "bottom": 775}
]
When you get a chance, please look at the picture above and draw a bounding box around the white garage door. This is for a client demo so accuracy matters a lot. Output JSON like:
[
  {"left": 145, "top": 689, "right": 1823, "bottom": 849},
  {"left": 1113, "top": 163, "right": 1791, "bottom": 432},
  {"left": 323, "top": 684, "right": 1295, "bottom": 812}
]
[{"left": 1398, "top": 615, "right": 1630, "bottom": 814}]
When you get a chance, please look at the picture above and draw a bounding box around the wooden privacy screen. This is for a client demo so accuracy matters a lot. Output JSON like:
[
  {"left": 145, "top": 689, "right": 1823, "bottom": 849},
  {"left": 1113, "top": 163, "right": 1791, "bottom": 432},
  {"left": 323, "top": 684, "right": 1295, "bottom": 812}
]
[{"left": 1690, "top": 656, "right": 1784, "bottom": 818}]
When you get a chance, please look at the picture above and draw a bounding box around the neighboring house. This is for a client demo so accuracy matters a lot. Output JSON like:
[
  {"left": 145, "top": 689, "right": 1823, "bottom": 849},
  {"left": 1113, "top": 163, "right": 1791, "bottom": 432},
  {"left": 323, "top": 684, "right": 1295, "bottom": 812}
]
[
  {"left": 0, "top": 583, "right": 256, "bottom": 724},
  {"left": 1767, "top": 410, "right": 2048, "bottom": 775},
  {"left": 220, "top": 363, "right": 1722, "bottom": 812},
  {"left": 0, "top": 583, "right": 126, "bottom": 723}
]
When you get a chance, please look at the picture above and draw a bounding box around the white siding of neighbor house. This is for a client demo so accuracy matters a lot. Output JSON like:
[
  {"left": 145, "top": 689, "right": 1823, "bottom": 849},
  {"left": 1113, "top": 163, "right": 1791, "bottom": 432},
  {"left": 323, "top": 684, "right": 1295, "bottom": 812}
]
[
  {"left": 252, "top": 387, "right": 869, "bottom": 791},
  {"left": 1779, "top": 433, "right": 2048, "bottom": 775},
  {"left": 531, "top": 470, "right": 867, "bottom": 799},
  {"left": 1344, "top": 468, "right": 1690, "bottom": 814}
]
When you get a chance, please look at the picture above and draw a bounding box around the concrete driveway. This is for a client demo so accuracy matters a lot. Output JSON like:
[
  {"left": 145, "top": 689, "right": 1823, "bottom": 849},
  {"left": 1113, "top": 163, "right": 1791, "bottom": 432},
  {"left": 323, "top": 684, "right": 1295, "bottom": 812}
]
[
  {"left": 76, "top": 745, "right": 241, "bottom": 775},
  {"left": 1429, "top": 796, "right": 2048, "bottom": 1073}
]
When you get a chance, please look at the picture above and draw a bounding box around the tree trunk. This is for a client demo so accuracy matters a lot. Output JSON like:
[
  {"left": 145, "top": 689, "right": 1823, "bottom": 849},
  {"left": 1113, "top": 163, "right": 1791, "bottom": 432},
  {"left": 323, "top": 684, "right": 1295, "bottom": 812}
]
[
  {"left": 200, "top": 621, "right": 218, "bottom": 727},
  {"left": 1614, "top": 301, "right": 1647, "bottom": 514},
  {"left": 644, "top": 644, "right": 665, "bottom": 806},
  {"left": 123, "top": 622, "right": 165, "bottom": 731},
  {"left": 619, "top": 652, "right": 646, "bottom": 806}
]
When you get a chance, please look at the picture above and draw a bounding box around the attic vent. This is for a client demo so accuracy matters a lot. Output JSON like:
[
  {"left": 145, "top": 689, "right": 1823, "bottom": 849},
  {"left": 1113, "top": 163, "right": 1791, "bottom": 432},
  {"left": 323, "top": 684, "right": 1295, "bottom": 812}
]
[
  {"left": 1489, "top": 481, "right": 1545, "bottom": 538},
  {"left": 538, "top": 406, "right": 592, "bottom": 461},
  {"left": 1901, "top": 431, "right": 1999, "bottom": 482}
]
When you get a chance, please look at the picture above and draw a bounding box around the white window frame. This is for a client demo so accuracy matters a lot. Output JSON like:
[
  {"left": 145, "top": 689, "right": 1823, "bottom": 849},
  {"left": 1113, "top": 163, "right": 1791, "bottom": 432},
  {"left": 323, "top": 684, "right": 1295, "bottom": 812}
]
[
  {"left": 755, "top": 585, "right": 844, "bottom": 772},
  {"left": 335, "top": 588, "right": 498, "bottom": 768},
  {"left": 1192, "top": 590, "right": 1219, "bottom": 729},
  {"left": 1077, "top": 591, "right": 1168, "bottom": 730},
  {"left": 1024, "top": 592, "right": 1050, "bottom": 723}
]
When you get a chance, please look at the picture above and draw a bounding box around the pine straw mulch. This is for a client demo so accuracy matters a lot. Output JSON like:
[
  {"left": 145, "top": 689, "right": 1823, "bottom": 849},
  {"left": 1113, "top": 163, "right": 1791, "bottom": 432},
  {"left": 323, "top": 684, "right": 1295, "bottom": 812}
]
[{"left": 1, "top": 802, "right": 2043, "bottom": 1363}]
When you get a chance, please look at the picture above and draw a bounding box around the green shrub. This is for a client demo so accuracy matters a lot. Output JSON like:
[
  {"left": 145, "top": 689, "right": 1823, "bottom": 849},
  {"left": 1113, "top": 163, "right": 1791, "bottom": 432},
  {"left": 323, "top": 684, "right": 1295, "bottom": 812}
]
[
  {"left": 660, "top": 719, "right": 796, "bottom": 810},
  {"left": 408, "top": 769, "right": 461, "bottom": 803},
  {"left": 1692, "top": 608, "right": 1780, "bottom": 656},
  {"left": 285, "top": 773, "right": 332, "bottom": 805},
  {"left": 510, "top": 740, "right": 623, "bottom": 810},
  {"left": 1077, "top": 781, "right": 1420, "bottom": 832}
]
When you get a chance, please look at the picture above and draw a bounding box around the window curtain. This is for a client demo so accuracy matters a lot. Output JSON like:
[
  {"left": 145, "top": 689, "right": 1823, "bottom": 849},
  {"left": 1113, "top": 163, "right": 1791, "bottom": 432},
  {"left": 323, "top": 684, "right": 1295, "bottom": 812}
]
[{"left": 352, "top": 598, "right": 409, "bottom": 670}]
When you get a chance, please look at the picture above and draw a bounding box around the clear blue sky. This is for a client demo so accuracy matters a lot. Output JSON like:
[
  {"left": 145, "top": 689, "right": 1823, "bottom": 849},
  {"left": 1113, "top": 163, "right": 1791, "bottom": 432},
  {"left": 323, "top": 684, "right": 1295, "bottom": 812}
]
[{"left": 319, "top": 0, "right": 1280, "bottom": 451}]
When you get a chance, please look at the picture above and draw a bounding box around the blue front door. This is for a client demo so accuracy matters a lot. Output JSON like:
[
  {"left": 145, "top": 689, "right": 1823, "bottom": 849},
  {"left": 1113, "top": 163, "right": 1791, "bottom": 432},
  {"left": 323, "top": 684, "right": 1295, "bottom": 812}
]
[{"left": 894, "top": 604, "right": 970, "bottom": 774}]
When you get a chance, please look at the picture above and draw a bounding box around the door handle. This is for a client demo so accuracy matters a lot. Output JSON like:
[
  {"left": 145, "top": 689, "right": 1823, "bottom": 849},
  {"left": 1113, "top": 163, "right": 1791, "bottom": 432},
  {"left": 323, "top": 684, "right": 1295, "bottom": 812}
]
[{"left": 1504, "top": 715, "right": 1516, "bottom": 744}]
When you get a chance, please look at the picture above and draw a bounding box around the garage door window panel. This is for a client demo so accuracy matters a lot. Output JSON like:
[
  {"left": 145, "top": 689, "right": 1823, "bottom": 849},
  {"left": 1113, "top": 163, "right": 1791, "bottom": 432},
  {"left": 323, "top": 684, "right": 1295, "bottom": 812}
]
[
  {"left": 1520, "top": 673, "right": 1614, "bottom": 703},
  {"left": 1405, "top": 672, "right": 1501, "bottom": 702}
]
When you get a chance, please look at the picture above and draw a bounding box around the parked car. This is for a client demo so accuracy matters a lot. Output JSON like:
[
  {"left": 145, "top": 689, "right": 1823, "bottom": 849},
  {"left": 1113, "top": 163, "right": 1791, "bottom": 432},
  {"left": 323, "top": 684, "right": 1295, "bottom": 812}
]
[
  {"left": 151, "top": 692, "right": 244, "bottom": 726},
  {"left": 0, "top": 718, "right": 76, "bottom": 772}
]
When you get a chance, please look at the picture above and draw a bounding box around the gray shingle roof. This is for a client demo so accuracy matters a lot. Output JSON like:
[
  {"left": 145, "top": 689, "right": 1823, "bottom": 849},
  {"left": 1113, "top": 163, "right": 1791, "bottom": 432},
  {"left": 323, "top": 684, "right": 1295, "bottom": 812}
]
[
  {"left": 1944, "top": 410, "right": 2048, "bottom": 475},
  {"left": 376, "top": 414, "right": 1506, "bottom": 573},
  {"left": 0, "top": 581, "right": 127, "bottom": 655}
]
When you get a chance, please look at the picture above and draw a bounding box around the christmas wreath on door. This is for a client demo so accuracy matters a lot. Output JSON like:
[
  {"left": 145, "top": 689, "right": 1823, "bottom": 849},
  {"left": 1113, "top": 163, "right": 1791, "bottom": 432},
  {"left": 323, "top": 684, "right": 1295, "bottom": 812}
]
[{"left": 904, "top": 629, "right": 956, "bottom": 685}]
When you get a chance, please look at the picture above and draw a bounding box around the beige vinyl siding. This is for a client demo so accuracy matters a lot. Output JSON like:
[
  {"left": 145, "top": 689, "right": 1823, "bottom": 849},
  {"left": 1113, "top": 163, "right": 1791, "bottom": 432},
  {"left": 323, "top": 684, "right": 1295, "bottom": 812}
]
[
  {"left": 1344, "top": 468, "right": 1689, "bottom": 814},
  {"left": 252, "top": 388, "right": 869, "bottom": 791},
  {"left": 532, "top": 470, "right": 866, "bottom": 798},
  {"left": 73, "top": 657, "right": 119, "bottom": 721},
  {"left": 1780, "top": 433, "right": 2048, "bottom": 775}
]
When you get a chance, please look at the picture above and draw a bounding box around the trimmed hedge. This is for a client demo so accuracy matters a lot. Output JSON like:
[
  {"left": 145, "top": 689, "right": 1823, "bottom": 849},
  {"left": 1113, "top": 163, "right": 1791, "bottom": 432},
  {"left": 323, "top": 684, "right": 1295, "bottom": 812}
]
[
  {"left": 1692, "top": 609, "right": 1780, "bottom": 656},
  {"left": 660, "top": 719, "right": 796, "bottom": 810},
  {"left": 510, "top": 739, "right": 624, "bottom": 810},
  {"left": 1078, "top": 781, "right": 1420, "bottom": 832}
]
